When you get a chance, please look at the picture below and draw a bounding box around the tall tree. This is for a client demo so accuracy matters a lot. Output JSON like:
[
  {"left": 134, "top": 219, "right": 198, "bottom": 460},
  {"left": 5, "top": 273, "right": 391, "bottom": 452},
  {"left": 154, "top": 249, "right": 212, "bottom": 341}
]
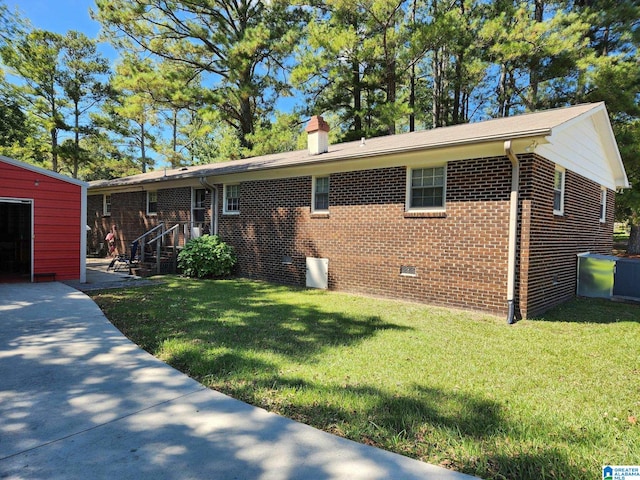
[
  {"left": 479, "top": 1, "right": 589, "bottom": 116},
  {"left": 570, "top": 0, "right": 640, "bottom": 253},
  {"left": 59, "top": 31, "right": 110, "bottom": 178},
  {"left": 93, "top": 0, "right": 304, "bottom": 150},
  {"left": 294, "top": 0, "right": 419, "bottom": 140},
  {"left": 106, "top": 55, "right": 161, "bottom": 173},
  {"left": 292, "top": 2, "right": 370, "bottom": 140},
  {"left": 0, "top": 87, "right": 29, "bottom": 149},
  {"left": 147, "top": 60, "right": 204, "bottom": 167},
  {"left": 0, "top": 29, "right": 67, "bottom": 171}
]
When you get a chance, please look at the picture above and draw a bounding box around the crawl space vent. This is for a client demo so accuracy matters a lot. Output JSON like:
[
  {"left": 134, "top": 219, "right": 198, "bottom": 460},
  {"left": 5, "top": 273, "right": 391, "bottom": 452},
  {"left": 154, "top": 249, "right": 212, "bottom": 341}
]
[{"left": 400, "top": 266, "right": 417, "bottom": 276}]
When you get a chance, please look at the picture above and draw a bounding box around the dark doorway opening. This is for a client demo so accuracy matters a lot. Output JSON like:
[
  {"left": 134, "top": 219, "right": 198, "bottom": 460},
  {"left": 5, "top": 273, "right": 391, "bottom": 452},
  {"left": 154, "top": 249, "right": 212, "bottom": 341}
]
[{"left": 0, "top": 200, "right": 32, "bottom": 282}]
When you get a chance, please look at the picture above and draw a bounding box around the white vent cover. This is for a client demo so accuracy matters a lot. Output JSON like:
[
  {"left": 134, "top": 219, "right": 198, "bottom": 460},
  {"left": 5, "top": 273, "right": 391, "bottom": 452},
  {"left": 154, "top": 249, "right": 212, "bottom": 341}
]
[{"left": 306, "top": 257, "right": 329, "bottom": 289}]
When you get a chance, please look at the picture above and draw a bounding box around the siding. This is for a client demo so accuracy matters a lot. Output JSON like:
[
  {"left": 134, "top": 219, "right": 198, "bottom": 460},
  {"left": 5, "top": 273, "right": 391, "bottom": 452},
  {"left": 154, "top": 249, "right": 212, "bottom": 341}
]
[{"left": 0, "top": 161, "right": 82, "bottom": 281}]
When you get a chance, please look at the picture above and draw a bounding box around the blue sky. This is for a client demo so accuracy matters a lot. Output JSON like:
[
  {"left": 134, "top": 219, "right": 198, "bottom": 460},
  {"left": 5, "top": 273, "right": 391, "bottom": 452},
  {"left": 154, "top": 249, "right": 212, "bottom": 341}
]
[
  {"left": 9, "top": 0, "right": 101, "bottom": 37},
  {"left": 7, "top": 0, "right": 116, "bottom": 59}
]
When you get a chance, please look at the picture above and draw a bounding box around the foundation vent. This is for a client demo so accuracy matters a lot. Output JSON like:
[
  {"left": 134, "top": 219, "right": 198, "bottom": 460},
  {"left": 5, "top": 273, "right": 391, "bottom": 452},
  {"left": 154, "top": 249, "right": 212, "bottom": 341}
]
[{"left": 400, "top": 266, "right": 417, "bottom": 277}]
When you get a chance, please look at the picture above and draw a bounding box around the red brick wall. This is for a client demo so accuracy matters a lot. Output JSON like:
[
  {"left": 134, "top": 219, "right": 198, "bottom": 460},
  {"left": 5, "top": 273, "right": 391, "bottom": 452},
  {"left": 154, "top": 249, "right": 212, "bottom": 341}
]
[
  {"left": 88, "top": 187, "right": 212, "bottom": 254},
  {"left": 518, "top": 154, "right": 614, "bottom": 317},
  {"left": 87, "top": 153, "right": 614, "bottom": 318},
  {"left": 219, "top": 157, "right": 514, "bottom": 315}
]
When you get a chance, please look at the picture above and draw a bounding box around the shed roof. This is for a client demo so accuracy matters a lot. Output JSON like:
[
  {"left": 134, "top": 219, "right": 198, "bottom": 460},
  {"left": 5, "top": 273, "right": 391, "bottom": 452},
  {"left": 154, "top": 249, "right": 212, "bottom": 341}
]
[
  {"left": 89, "top": 102, "right": 629, "bottom": 191},
  {"left": 1, "top": 155, "right": 89, "bottom": 188}
]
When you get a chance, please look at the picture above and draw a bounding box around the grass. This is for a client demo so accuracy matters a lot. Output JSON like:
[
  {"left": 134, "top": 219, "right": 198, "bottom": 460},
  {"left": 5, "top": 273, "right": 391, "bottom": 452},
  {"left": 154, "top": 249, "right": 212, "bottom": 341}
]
[{"left": 89, "top": 277, "right": 640, "bottom": 480}]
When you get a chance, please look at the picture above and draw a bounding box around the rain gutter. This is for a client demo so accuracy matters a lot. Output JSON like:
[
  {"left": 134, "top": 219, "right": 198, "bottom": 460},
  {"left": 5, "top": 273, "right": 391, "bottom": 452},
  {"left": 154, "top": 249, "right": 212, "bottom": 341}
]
[{"left": 504, "top": 140, "right": 519, "bottom": 324}]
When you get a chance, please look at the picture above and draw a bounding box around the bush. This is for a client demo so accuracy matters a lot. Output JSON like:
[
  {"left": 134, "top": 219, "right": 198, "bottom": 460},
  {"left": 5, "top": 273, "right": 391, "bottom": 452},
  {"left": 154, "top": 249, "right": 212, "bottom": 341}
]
[{"left": 177, "top": 235, "right": 237, "bottom": 278}]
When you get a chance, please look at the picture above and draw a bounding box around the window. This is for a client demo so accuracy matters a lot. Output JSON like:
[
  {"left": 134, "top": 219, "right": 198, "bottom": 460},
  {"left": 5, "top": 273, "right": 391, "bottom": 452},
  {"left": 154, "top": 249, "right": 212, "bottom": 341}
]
[
  {"left": 407, "top": 166, "right": 446, "bottom": 210},
  {"left": 313, "top": 176, "right": 329, "bottom": 212},
  {"left": 103, "top": 194, "right": 111, "bottom": 216},
  {"left": 224, "top": 184, "right": 240, "bottom": 214},
  {"left": 147, "top": 191, "right": 158, "bottom": 215},
  {"left": 553, "top": 167, "right": 565, "bottom": 215},
  {"left": 193, "top": 188, "right": 207, "bottom": 223},
  {"left": 600, "top": 187, "right": 607, "bottom": 223}
]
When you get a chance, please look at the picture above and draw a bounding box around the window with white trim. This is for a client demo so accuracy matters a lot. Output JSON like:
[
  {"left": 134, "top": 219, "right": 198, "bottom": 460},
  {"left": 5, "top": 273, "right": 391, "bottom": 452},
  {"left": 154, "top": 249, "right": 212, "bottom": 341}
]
[
  {"left": 103, "top": 194, "right": 111, "bottom": 216},
  {"left": 407, "top": 166, "right": 446, "bottom": 210},
  {"left": 312, "top": 176, "right": 329, "bottom": 212},
  {"left": 553, "top": 166, "right": 565, "bottom": 215},
  {"left": 147, "top": 191, "right": 158, "bottom": 215},
  {"left": 600, "top": 187, "right": 607, "bottom": 223},
  {"left": 223, "top": 184, "right": 240, "bottom": 214}
]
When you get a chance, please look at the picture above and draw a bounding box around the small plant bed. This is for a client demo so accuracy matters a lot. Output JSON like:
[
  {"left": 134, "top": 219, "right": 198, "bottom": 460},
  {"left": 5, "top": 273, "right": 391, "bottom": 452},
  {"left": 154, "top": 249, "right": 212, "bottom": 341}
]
[{"left": 90, "top": 278, "right": 640, "bottom": 480}]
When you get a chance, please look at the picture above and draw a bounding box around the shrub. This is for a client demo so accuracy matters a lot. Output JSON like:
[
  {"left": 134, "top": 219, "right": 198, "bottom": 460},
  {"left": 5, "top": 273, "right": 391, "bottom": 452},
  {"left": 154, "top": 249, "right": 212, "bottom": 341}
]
[{"left": 177, "top": 235, "right": 237, "bottom": 278}]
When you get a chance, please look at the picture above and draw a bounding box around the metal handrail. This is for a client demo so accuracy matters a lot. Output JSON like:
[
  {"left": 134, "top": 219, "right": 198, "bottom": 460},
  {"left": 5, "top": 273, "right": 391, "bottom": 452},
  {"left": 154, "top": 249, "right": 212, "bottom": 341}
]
[
  {"left": 133, "top": 223, "right": 165, "bottom": 245},
  {"left": 148, "top": 224, "right": 180, "bottom": 274}
]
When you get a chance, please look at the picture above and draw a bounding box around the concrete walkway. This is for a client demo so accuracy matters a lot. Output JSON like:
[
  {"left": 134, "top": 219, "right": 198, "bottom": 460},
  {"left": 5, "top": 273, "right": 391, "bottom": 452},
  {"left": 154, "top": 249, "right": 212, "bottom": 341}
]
[{"left": 0, "top": 282, "right": 478, "bottom": 480}]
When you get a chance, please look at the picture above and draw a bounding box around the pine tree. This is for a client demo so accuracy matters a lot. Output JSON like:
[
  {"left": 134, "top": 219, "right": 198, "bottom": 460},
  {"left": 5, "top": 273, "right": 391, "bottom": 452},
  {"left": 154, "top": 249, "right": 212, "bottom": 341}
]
[{"left": 93, "top": 0, "right": 305, "bottom": 150}]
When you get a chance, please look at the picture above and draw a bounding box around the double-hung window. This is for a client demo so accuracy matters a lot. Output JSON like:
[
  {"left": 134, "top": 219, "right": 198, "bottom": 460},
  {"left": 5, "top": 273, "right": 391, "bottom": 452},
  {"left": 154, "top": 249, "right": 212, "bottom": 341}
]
[
  {"left": 224, "top": 184, "right": 240, "bottom": 214},
  {"left": 553, "top": 166, "right": 565, "bottom": 215},
  {"left": 147, "top": 191, "right": 158, "bottom": 215},
  {"left": 103, "top": 194, "right": 111, "bottom": 216},
  {"left": 313, "top": 176, "right": 329, "bottom": 212},
  {"left": 407, "top": 166, "right": 446, "bottom": 210}
]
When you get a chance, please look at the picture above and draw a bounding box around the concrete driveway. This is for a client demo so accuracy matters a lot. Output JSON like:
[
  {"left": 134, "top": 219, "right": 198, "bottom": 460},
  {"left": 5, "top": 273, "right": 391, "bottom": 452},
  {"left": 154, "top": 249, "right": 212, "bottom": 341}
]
[{"left": 0, "top": 282, "right": 478, "bottom": 480}]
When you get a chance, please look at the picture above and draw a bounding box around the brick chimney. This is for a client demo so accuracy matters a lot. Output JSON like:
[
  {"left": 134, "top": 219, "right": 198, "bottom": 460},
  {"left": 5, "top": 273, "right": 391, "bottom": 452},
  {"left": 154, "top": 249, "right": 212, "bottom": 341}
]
[{"left": 305, "top": 115, "right": 330, "bottom": 155}]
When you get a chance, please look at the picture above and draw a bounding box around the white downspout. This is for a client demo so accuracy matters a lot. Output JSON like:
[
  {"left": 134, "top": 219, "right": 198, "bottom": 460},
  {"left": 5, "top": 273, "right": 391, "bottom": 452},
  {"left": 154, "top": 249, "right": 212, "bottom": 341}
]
[
  {"left": 504, "top": 140, "right": 519, "bottom": 324},
  {"left": 199, "top": 177, "right": 218, "bottom": 235}
]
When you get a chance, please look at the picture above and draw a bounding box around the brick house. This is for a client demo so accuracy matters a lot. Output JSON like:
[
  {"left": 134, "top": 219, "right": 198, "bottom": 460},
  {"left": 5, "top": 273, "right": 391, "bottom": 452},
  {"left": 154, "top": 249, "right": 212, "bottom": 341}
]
[{"left": 87, "top": 103, "right": 628, "bottom": 320}]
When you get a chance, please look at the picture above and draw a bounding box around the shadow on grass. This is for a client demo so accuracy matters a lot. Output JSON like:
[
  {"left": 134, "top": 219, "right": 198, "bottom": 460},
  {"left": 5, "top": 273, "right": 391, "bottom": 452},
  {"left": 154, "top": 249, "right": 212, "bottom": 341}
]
[
  {"left": 95, "top": 278, "right": 409, "bottom": 362},
  {"left": 202, "top": 367, "right": 587, "bottom": 480},
  {"left": 535, "top": 297, "right": 640, "bottom": 324},
  {"left": 92, "top": 279, "right": 591, "bottom": 480}
]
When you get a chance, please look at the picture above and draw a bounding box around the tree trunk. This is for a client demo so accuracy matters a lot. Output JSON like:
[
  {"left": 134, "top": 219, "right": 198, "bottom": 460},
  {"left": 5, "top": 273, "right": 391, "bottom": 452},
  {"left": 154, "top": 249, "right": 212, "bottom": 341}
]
[
  {"left": 386, "top": 57, "right": 396, "bottom": 135},
  {"left": 628, "top": 224, "right": 640, "bottom": 255},
  {"left": 239, "top": 95, "right": 253, "bottom": 150},
  {"left": 432, "top": 48, "right": 442, "bottom": 128},
  {"left": 51, "top": 127, "right": 58, "bottom": 173},
  {"left": 528, "top": 0, "right": 544, "bottom": 111},
  {"left": 140, "top": 121, "right": 147, "bottom": 173},
  {"left": 73, "top": 101, "right": 80, "bottom": 179},
  {"left": 409, "top": 0, "right": 417, "bottom": 132},
  {"left": 353, "top": 57, "right": 362, "bottom": 133},
  {"left": 452, "top": 51, "right": 462, "bottom": 124},
  {"left": 498, "top": 65, "right": 507, "bottom": 117}
]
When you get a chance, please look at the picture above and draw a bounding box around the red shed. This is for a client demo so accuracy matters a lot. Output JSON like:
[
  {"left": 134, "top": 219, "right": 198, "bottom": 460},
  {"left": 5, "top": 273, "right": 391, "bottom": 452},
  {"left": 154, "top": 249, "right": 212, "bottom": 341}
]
[{"left": 0, "top": 155, "right": 87, "bottom": 283}]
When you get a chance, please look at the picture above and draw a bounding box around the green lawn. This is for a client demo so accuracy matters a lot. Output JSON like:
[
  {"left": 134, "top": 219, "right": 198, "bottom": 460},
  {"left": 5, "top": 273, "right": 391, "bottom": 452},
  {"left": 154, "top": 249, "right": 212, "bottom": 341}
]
[{"left": 89, "top": 278, "right": 640, "bottom": 480}]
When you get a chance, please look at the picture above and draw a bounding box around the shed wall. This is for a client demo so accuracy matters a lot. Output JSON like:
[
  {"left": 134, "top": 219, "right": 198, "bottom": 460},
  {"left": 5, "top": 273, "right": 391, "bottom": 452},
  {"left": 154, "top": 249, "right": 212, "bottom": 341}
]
[{"left": 0, "top": 161, "right": 82, "bottom": 280}]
